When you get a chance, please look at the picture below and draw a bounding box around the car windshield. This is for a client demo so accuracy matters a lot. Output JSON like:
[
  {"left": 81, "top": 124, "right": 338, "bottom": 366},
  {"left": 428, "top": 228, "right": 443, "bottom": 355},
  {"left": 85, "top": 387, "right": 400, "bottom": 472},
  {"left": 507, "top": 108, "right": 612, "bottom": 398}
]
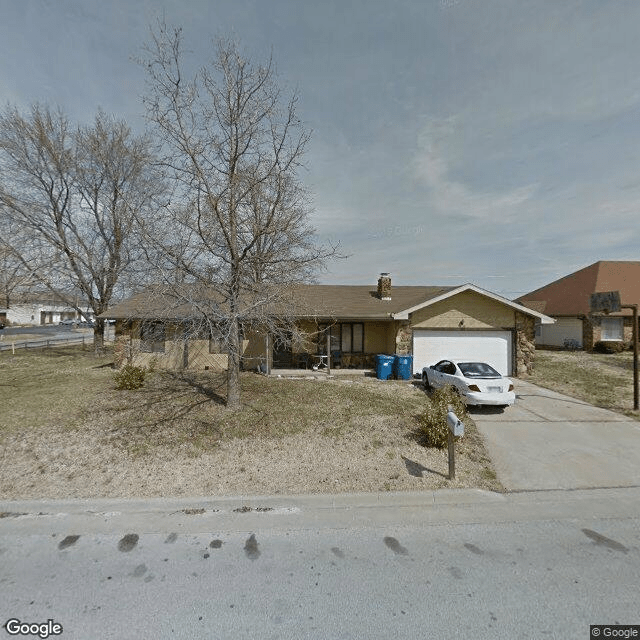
[{"left": 457, "top": 362, "right": 501, "bottom": 378}]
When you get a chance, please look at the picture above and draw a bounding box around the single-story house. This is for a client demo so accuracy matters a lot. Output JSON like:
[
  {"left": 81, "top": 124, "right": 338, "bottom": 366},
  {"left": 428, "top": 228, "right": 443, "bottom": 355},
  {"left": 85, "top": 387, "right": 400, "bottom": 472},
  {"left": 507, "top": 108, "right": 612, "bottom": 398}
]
[
  {"left": 517, "top": 261, "right": 640, "bottom": 350},
  {"left": 103, "top": 274, "right": 554, "bottom": 376},
  {"left": 0, "top": 291, "right": 93, "bottom": 326}
]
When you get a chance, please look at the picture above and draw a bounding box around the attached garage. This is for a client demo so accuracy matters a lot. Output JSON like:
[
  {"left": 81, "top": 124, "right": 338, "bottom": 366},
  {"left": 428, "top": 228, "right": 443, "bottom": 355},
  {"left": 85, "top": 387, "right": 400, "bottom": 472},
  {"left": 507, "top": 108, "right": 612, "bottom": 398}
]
[
  {"left": 536, "top": 317, "right": 583, "bottom": 348},
  {"left": 412, "top": 329, "right": 513, "bottom": 375}
]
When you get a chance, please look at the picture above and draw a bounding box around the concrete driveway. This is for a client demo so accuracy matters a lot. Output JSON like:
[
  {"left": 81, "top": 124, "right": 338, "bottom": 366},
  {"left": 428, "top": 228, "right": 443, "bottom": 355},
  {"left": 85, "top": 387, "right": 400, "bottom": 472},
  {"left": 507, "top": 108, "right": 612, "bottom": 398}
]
[{"left": 471, "top": 379, "right": 640, "bottom": 491}]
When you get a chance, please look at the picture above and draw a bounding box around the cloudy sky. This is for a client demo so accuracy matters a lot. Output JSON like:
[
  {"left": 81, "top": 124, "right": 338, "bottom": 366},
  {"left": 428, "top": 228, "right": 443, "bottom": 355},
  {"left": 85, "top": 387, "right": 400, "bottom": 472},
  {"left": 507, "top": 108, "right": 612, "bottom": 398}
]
[{"left": 1, "top": 0, "right": 639, "bottom": 298}]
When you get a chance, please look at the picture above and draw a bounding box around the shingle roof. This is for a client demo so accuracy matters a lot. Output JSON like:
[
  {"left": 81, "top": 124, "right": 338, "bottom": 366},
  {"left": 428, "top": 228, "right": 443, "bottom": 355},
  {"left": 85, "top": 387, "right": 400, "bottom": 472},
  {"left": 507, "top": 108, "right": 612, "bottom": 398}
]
[
  {"left": 283, "top": 285, "right": 456, "bottom": 319},
  {"left": 518, "top": 261, "right": 640, "bottom": 316},
  {"left": 101, "top": 284, "right": 457, "bottom": 321}
]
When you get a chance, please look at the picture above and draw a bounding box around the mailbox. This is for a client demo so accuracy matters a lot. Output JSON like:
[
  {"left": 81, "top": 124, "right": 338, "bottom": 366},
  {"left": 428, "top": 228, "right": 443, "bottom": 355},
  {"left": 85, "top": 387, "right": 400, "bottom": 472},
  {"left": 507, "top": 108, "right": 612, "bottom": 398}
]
[{"left": 446, "top": 411, "right": 464, "bottom": 437}]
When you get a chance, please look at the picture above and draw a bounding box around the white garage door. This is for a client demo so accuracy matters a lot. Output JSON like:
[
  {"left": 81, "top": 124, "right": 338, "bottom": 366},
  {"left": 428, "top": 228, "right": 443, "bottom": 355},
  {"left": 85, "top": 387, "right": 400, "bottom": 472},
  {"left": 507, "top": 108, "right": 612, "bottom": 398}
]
[
  {"left": 412, "top": 329, "right": 513, "bottom": 375},
  {"left": 536, "top": 317, "right": 582, "bottom": 348}
]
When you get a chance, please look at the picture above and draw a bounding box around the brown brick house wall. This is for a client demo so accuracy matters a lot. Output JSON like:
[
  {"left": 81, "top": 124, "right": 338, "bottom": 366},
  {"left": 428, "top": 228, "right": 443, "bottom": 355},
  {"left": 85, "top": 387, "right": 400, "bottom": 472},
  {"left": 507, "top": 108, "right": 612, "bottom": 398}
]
[{"left": 583, "top": 315, "right": 636, "bottom": 351}]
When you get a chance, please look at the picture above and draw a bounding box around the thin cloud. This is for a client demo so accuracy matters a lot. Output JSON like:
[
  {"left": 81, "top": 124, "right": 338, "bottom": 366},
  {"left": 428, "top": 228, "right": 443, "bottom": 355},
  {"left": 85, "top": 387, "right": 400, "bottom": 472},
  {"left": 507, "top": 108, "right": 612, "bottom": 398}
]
[{"left": 413, "top": 117, "right": 536, "bottom": 221}]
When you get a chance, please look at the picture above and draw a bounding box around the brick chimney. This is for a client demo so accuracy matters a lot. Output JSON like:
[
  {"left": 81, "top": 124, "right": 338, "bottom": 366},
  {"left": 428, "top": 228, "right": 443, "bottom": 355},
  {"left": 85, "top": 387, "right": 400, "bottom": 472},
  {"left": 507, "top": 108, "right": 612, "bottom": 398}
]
[{"left": 377, "top": 273, "right": 392, "bottom": 300}]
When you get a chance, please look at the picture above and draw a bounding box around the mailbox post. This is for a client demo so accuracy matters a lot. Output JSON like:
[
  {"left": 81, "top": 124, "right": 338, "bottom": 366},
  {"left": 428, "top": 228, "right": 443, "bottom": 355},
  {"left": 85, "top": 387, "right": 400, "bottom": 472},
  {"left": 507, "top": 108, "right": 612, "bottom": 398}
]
[{"left": 446, "top": 409, "right": 464, "bottom": 480}]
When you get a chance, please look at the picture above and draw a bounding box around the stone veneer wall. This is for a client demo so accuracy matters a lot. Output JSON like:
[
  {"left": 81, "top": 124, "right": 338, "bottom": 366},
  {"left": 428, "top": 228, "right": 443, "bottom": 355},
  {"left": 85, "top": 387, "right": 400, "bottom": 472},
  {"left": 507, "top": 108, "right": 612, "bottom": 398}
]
[
  {"left": 515, "top": 313, "right": 535, "bottom": 376},
  {"left": 114, "top": 335, "right": 129, "bottom": 368},
  {"left": 113, "top": 321, "right": 132, "bottom": 368},
  {"left": 395, "top": 321, "right": 412, "bottom": 356}
]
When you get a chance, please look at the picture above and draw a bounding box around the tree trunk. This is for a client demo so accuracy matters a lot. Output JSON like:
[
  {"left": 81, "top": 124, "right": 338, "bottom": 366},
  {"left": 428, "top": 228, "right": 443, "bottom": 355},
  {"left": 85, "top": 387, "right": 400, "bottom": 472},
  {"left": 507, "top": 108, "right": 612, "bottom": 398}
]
[
  {"left": 93, "top": 318, "right": 105, "bottom": 354},
  {"left": 226, "top": 319, "right": 241, "bottom": 410}
]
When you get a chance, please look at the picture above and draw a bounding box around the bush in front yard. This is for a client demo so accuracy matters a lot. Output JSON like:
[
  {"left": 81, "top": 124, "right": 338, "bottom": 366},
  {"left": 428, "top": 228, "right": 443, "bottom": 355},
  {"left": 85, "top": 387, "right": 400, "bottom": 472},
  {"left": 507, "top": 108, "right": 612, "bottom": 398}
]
[
  {"left": 593, "top": 341, "right": 626, "bottom": 354},
  {"left": 113, "top": 364, "right": 147, "bottom": 390},
  {"left": 416, "top": 385, "right": 468, "bottom": 449}
]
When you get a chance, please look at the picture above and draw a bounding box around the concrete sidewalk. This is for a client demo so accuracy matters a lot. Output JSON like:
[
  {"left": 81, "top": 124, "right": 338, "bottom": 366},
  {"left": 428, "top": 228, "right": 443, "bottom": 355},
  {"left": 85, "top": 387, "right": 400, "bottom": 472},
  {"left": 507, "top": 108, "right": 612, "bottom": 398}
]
[
  {"left": 2, "top": 486, "right": 640, "bottom": 536},
  {"left": 472, "top": 379, "right": 640, "bottom": 491}
]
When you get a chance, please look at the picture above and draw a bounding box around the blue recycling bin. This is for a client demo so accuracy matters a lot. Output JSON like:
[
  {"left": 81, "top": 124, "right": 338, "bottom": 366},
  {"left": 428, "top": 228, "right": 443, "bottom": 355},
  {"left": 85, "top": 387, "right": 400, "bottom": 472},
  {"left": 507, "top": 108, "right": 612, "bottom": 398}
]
[
  {"left": 375, "top": 354, "right": 394, "bottom": 380},
  {"left": 393, "top": 355, "right": 413, "bottom": 380}
]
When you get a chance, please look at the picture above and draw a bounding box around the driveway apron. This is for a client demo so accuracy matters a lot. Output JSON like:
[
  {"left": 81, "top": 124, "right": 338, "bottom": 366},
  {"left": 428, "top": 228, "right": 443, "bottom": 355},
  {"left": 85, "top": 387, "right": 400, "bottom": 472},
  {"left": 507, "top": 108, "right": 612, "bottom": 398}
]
[{"left": 471, "top": 380, "right": 640, "bottom": 490}]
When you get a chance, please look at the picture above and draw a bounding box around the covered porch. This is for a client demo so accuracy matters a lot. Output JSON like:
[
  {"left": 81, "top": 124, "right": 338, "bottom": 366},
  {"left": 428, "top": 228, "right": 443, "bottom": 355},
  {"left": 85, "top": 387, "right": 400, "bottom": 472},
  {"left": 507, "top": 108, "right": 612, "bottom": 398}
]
[{"left": 263, "top": 319, "right": 399, "bottom": 374}]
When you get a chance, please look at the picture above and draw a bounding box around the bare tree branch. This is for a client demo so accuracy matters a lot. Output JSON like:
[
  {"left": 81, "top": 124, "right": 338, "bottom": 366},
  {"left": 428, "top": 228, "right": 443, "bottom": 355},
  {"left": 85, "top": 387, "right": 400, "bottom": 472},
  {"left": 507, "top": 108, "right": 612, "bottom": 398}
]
[
  {"left": 0, "top": 105, "right": 161, "bottom": 352},
  {"left": 139, "top": 23, "right": 338, "bottom": 410}
]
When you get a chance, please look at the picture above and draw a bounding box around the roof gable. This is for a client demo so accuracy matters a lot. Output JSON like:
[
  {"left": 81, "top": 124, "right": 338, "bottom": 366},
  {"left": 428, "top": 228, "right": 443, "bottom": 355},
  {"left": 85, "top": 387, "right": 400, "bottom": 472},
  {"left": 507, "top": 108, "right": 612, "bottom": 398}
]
[{"left": 393, "top": 283, "right": 555, "bottom": 323}]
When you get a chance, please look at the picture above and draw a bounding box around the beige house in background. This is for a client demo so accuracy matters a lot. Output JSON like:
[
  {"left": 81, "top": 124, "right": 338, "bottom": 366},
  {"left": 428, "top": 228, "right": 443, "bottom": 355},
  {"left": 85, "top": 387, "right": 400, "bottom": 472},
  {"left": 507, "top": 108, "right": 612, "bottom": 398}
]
[
  {"left": 103, "top": 274, "right": 554, "bottom": 376},
  {"left": 0, "top": 291, "right": 93, "bottom": 326}
]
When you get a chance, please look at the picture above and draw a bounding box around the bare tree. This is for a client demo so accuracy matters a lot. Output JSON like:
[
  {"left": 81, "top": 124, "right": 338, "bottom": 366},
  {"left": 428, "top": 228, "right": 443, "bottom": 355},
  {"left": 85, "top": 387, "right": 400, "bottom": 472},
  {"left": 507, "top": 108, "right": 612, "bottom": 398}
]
[
  {"left": 140, "top": 24, "right": 335, "bottom": 410},
  {"left": 0, "top": 224, "right": 34, "bottom": 310},
  {"left": 0, "top": 105, "right": 159, "bottom": 351}
]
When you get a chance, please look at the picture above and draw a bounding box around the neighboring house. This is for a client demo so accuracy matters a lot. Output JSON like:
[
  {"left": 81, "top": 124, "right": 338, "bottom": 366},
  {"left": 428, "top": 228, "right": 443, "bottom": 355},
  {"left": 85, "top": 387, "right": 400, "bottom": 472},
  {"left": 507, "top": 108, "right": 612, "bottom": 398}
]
[
  {"left": 103, "top": 274, "right": 553, "bottom": 377},
  {"left": 517, "top": 261, "right": 640, "bottom": 350},
  {"left": 0, "top": 291, "right": 93, "bottom": 326}
]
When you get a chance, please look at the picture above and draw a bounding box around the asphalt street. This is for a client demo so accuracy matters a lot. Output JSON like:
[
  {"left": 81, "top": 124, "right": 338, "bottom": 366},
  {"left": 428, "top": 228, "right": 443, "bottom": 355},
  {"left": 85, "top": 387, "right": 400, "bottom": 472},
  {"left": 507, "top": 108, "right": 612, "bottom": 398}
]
[
  {"left": 2, "top": 375, "right": 639, "bottom": 638},
  {"left": 0, "top": 325, "right": 82, "bottom": 338},
  {"left": 0, "top": 325, "right": 93, "bottom": 345},
  {"left": 1, "top": 489, "right": 639, "bottom": 640}
]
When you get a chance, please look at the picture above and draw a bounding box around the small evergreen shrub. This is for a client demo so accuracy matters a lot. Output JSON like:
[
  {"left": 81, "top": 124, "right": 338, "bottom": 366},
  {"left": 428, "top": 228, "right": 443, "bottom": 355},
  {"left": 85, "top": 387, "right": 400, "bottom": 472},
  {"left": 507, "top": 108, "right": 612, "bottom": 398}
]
[
  {"left": 113, "top": 364, "right": 147, "bottom": 390},
  {"left": 416, "top": 385, "right": 468, "bottom": 449},
  {"left": 593, "top": 341, "right": 625, "bottom": 354}
]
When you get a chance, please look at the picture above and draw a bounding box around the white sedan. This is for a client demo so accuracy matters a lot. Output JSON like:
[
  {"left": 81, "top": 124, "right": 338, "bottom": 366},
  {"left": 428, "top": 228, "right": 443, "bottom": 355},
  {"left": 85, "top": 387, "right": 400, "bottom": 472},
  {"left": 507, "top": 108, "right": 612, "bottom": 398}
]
[{"left": 422, "top": 360, "right": 516, "bottom": 407}]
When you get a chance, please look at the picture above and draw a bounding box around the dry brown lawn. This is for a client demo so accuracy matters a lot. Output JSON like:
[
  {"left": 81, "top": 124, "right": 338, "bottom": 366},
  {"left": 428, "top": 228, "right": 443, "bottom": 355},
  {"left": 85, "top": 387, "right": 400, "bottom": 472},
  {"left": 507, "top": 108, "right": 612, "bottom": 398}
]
[
  {"left": 529, "top": 348, "right": 640, "bottom": 420},
  {"left": 0, "top": 346, "right": 501, "bottom": 500}
]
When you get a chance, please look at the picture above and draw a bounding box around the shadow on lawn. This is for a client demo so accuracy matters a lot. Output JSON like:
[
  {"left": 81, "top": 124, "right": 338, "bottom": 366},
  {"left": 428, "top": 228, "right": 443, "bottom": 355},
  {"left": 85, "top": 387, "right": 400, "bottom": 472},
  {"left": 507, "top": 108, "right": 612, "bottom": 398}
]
[
  {"left": 102, "top": 371, "right": 229, "bottom": 451},
  {"left": 401, "top": 455, "right": 447, "bottom": 480},
  {"left": 165, "top": 371, "right": 227, "bottom": 406}
]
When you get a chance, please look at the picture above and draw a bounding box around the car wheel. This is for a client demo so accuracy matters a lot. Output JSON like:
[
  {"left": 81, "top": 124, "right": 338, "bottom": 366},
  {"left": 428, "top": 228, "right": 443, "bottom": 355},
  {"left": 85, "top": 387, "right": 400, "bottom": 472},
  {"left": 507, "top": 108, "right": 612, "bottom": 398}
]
[{"left": 422, "top": 373, "right": 432, "bottom": 390}]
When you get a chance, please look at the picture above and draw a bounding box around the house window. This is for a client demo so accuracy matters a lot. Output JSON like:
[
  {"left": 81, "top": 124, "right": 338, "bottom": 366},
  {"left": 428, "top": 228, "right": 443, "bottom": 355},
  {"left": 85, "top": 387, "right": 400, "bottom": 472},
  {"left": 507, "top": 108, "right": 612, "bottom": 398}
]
[
  {"left": 318, "top": 323, "right": 364, "bottom": 353},
  {"left": 601, "top": 317, "right": 624, "bottom": 341},
  {"left": 352, "top": 323, "right": 364, "bottom": 351},
  {"left": 341, "top": 324, "right": 352, "bottom": 352},
  {"left": 140, "top": 321, "right": 165, "bottom": 353},
  {"left": 329, "top": 325, "right": 340, "bottom": 351}
]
